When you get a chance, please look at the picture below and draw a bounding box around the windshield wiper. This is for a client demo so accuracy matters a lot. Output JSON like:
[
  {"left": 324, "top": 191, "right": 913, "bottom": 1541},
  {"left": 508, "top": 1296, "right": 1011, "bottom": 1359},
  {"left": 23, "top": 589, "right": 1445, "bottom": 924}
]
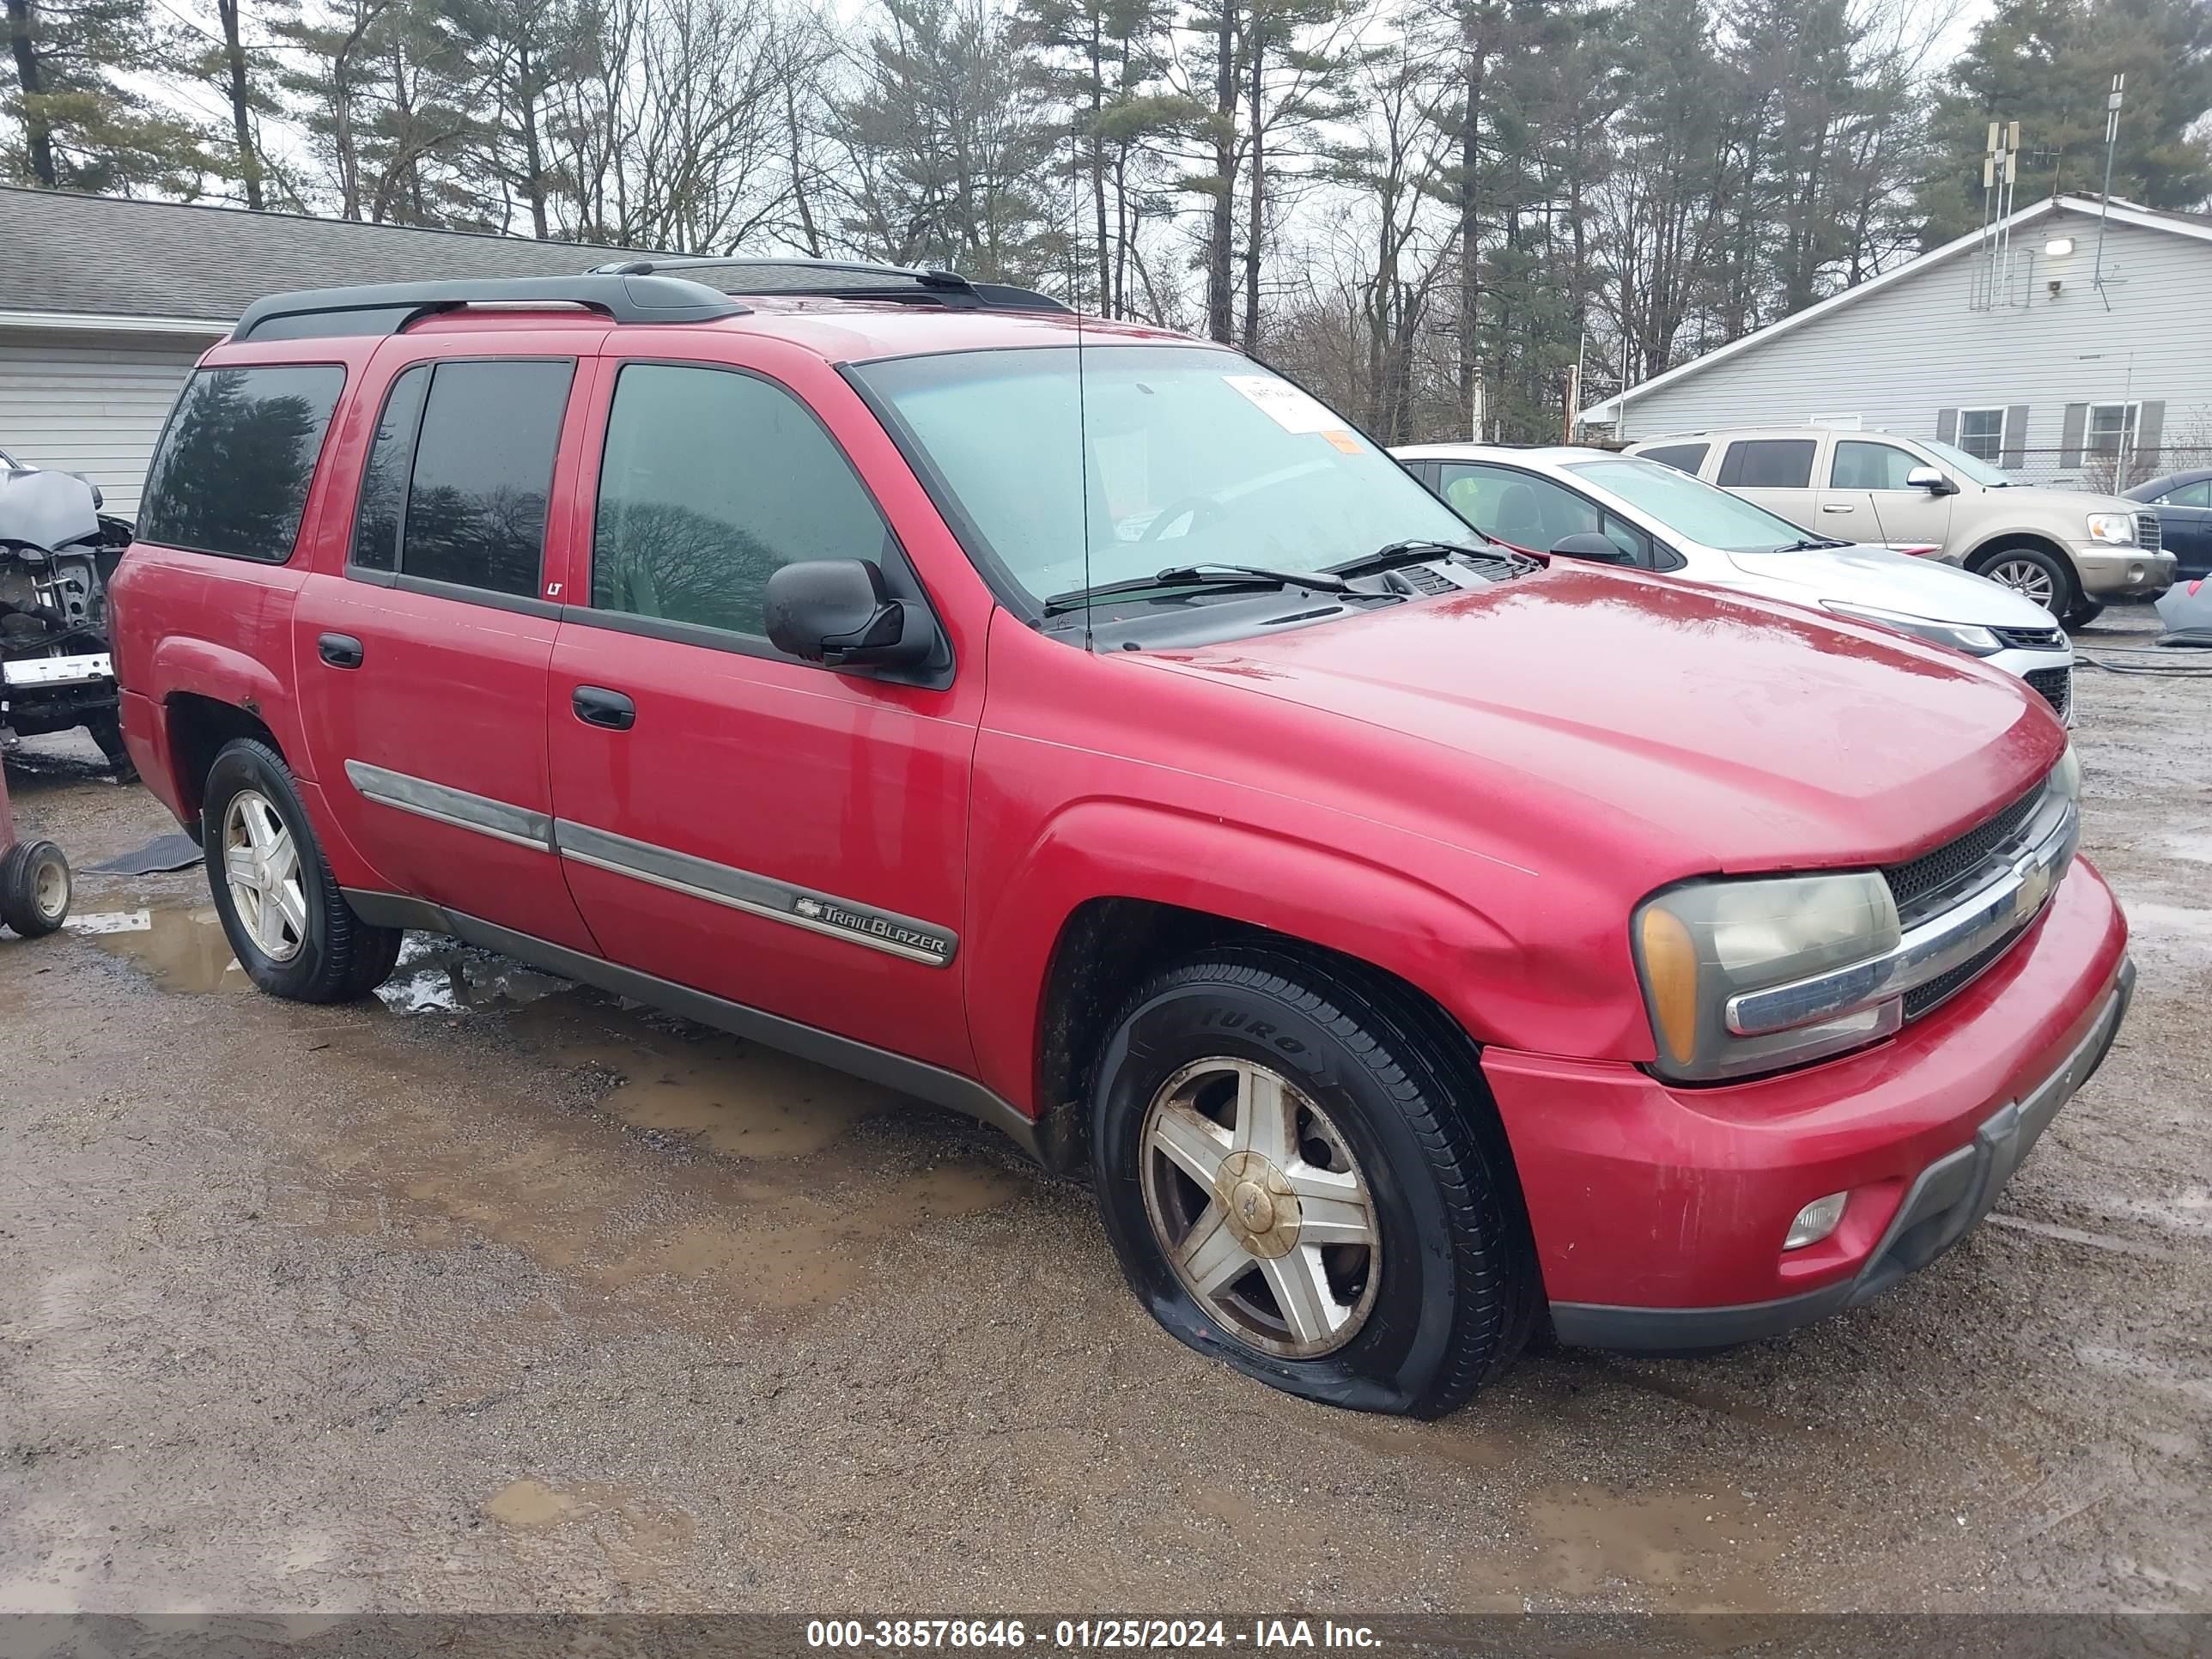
[
  {"left": 1042, "top": 562, "right": 1353, "bottom": 616},
  {"left": 1776, "top": 537, "right": 1852, "bottom": 551},
  {"left": 1328, "top": 538, "right": 1540, "bottom": 580}
]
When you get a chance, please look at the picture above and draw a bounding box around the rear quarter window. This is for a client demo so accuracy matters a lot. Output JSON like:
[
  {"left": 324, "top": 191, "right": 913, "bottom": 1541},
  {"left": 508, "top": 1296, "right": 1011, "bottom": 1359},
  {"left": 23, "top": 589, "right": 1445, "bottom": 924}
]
[
  {"left": 138, "top": 364, "right": 346, "bottom": 562},
  {"left": 1717, "top": 438, "right": 1815, "bottom": 490},
  {"left": 1638, "top": 442, "right": 1708, "bottom": 476}
]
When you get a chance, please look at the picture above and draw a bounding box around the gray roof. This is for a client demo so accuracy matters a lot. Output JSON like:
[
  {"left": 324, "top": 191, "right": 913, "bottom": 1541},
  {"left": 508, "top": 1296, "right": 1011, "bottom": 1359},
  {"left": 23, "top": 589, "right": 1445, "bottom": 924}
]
[{"left": 0, "top": 187, "right": 659, "bottom": 323}]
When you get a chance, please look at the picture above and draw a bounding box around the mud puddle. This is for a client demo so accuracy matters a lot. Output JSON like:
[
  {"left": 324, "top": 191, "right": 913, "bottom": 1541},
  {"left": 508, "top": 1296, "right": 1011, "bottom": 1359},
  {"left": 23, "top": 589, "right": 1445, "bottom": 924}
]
[{"left": 69, "top": 902, "right": 252, "bottom": 993}]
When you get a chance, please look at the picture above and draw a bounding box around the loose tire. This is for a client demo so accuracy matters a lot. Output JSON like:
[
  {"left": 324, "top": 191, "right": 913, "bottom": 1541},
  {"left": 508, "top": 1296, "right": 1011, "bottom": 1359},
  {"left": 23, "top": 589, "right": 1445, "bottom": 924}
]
[
  {"left": 0, "top": 838, "right": 71, "bottom": 937},
  {"left": 200, "top": 737, "right": 402, "bottom": 1001},
  {"left": 1972, "top": 544, "right": 2075, "bottom": 621},
  {"left": 1090, "top": 946, "right": 1537, "bottom": 1417}
]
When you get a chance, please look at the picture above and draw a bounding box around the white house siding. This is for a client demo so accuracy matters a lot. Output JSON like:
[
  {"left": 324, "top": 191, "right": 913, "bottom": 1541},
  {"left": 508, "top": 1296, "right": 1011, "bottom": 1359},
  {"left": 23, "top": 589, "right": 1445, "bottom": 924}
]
[
  {"left": 1609, "top": 210, "right": 2212, "bottom": 486},
  {"left": 0, "top": 329, "right": 217, "bottom": 517}
]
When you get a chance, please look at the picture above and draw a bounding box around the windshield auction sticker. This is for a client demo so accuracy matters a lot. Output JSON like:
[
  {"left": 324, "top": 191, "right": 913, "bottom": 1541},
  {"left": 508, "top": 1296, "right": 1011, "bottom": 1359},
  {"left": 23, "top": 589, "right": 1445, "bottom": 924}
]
[{"left": 1224, "top": 374, "right": 1341, "bottom": 434}]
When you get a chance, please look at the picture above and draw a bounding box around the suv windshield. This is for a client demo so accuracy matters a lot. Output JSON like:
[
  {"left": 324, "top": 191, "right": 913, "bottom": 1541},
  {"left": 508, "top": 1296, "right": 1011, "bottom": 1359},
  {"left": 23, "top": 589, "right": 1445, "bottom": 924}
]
[
  {"left": 854, "top": 345, "right": 1474, "bottom": 609},
  {"left": 1919, "top": 437, "right": 2014, "bottom": 486},
  {"left": 1565, "top": 455, "right": 1824, "bottom": 553}
]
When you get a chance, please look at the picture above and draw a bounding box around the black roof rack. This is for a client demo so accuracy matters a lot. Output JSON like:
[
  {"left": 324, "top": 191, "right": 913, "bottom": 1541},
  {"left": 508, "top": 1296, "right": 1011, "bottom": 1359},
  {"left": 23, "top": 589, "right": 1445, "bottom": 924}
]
[
  {"left": 592, "top": 255, "right": 1071, "bottom": 313},
  {"left": 231, "top": 273, "right": 750, "bottom": 342}
]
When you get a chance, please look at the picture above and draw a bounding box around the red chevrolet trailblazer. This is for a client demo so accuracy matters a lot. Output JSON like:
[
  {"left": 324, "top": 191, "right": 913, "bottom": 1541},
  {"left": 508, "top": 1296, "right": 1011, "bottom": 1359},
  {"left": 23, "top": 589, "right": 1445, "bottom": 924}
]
[{"left": 109, "top": 258, "right": 2131, "bottom": 1416}]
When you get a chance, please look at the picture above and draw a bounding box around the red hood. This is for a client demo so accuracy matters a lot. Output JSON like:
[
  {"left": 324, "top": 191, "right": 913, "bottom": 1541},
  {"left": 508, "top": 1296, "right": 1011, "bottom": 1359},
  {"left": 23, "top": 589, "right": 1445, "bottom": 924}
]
[{"left": 1141, "top": 565, "right": 2063, "bottom": 873}]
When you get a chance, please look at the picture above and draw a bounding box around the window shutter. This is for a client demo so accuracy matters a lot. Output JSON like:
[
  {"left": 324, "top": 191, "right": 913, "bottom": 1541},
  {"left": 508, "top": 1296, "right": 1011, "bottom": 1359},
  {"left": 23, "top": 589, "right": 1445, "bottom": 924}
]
[
  {"left": 2136, "top": 399, "right": 2165, "bottom": 470},
  {"left": 1936, "top": 408, "right": 1958, "bottom": 444},
  {"left": 2002, "top": 404, "right": 2029, "bottom": 469},
  {"left": 2060, "top": 403, "right": 2087, "bottom": 470}
]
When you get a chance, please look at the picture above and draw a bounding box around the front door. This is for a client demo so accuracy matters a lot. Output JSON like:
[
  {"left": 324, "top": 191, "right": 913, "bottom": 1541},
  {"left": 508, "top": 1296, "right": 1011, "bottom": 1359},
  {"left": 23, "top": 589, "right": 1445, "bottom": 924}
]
[
  {"left": 544, "top": 348, "right": 978, "bottom": 1075},
  {"left": 2153, "top": 478, "right": 2212, "bottom": 577},
  {"left": 292, "top": 341, "right": 599, "bottom": 952},
  {"left": 1838, "top": 438, "right": 1955, "bottom": 550}
]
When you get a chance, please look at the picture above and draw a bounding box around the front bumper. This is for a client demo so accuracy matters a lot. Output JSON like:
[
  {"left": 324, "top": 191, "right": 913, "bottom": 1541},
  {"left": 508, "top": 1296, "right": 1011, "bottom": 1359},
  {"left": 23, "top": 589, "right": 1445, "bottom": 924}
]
[
  {"left": 1482, "top": 859, "right": 2130, "bottom": 1347},
  {"left": 2071, "top": 545, "right": 2175, "bottom": 599}
]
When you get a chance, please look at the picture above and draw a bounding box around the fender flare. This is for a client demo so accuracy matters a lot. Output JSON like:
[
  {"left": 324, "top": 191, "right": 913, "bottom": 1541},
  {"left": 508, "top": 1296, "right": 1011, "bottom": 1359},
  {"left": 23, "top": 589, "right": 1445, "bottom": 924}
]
[
  {"left": 149, "top": 637, "right": 309, "bottom": 777},
  {"left": 965, "top": 798, "right": 1533, "bottom": 1113}
]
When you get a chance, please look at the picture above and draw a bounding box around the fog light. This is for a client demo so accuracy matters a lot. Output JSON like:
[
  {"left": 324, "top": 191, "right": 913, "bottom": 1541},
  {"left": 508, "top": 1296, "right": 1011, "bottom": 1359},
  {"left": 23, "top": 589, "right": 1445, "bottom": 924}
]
[
  {"left": 1784, "top": 1192, "right": 1848, "bottom": 1250},
  {"left": 2130, "top": 562, "right": 2146, "bottom": 583}
]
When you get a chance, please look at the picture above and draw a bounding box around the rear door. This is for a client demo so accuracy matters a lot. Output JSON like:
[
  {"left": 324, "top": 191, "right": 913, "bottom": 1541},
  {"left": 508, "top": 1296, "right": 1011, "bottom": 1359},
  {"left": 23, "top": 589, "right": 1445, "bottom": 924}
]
[
  {"left": 291, "top": 332, "right": 600, "bottom": 951},
  {"left": 1714, "top": 436, "right": 1821, "bottom": 530},
  {"left": 1839, "top": 437, "right": 1954, "bottom": 550},
  {"left": 543, "top": 339, "right": 980, "bottom": 1075}
]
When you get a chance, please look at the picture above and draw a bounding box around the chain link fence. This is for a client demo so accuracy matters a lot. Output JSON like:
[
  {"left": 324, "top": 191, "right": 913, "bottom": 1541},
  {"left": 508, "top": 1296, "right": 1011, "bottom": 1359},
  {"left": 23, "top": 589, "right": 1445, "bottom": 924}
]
[{"left": 1996, "top": 444, "right": 2212, "bottom": 493}]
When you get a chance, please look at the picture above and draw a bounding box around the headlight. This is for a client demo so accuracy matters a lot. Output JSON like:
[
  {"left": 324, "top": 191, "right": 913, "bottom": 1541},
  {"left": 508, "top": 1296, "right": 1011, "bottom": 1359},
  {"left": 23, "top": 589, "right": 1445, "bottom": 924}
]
[
  {"left": 2052, "top": 740, "right": 2080, "bottom": 804},
  {"left": 2085, "top": 512, "right": 2136, "bottom": 544},
  {"left": 1633, "top": 872, "right": 1902, "bottom": 1082},
  {"left": 1822, "top": 601, "right": 2003, "bottom": 657}
]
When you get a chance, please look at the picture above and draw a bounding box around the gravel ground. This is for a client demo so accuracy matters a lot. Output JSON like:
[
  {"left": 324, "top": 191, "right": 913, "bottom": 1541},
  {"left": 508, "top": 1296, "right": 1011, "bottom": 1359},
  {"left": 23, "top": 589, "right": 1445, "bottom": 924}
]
[{"left": 2, "top": 608, "right": 2207, "bottom": 1617}]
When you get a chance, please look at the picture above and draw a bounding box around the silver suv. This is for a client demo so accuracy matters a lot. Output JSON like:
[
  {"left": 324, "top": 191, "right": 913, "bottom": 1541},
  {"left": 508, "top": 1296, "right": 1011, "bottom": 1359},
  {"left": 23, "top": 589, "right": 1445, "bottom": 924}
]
[{"left": 1625, "top": 426, "right": 2175, "bottom": 629}]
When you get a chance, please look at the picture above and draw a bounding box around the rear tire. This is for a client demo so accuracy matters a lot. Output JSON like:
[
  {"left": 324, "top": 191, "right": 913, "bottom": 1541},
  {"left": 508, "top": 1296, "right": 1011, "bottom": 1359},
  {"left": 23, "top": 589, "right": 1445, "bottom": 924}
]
[
  {"left": 0, "top": 838, "right": 71, "bottom": 937},
  {"left": 200, "top": 737, "right": 401, "bottom": 1001},
  {"left": 1089, "top": 945, "right": 1537, "bottom": 1417}
]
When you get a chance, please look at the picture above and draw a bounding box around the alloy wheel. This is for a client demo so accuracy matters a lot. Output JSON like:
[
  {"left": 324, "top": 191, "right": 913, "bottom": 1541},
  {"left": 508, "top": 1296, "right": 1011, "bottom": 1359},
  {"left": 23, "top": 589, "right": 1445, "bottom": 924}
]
[
  {"left": 1139, "top": 1056, "right": 1382, "bottom": 1358},
  {"left": 222, "top": 789, "right": 307, "bottom": 963},
  {"left": 1987, "top": 556, "right": 2058, "bottom": 611}
]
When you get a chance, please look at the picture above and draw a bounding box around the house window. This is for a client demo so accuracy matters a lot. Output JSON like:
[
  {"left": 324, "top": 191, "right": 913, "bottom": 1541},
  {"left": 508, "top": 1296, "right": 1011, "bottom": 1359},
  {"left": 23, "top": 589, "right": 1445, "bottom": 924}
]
[
  {"left": 2087, "top": 402, "right": 2139, "bottom": 459},
  {"left": 1956, "top": 408, "right": 2007, "bottom": 463}
]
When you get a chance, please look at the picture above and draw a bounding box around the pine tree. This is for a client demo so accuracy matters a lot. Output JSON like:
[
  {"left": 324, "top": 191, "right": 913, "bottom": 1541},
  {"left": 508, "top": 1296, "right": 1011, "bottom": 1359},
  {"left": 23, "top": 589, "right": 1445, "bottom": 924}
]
[
  {"left": 1921, "top": 0, "right": 2212, "bottom": 243},
  {"left": 5, "top": 0, "right": 212, "bottom": 191}
]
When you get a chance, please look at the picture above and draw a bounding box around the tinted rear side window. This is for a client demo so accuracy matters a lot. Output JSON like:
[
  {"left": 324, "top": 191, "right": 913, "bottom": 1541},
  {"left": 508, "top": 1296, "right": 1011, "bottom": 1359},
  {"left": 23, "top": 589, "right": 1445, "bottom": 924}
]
[
  {"left": 400, "top": 360, "right": 574, "bottom": 597},
  {"left": 139, "top": 365, "right": 345, "bottom": 562},
  {"left": 349, "top": 364, "right": 431, "bottom": 574},
  {"left": 1717, "top": 439, "right": 1815, "bottom": 489},
  {"left": 1640, "top": 442, "right": 1708, "bottom": 475}
]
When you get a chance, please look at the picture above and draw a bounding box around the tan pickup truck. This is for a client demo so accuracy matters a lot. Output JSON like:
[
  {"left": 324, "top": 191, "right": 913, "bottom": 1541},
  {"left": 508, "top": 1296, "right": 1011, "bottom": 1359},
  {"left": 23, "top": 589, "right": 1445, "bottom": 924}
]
[{"left": 1626, "top": 426, "right": 2175, "bottom": 629}]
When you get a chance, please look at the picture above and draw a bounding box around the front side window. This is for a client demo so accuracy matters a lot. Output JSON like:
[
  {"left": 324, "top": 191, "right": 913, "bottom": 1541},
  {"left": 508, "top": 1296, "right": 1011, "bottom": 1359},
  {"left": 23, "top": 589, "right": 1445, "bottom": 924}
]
[
  {"left": 1831, "top": 441, "right": 1923, "bottom": 491},
  {"left": 1639, "top": 442, "right": 1708, "bottom": 476},
  {"left": 1564, "top": 456, "right": 1818, "bottom": 554},
  {"left": 2162, "top": 479, "right": 2212, "bottom": 508},
  {"left": 1437, "top": 463, "right": 1648, "bottom": 562},
  {"left": 591, "top": 363, "right": 890, "bottom": 639},
  {"left": 1717, "top": 439, "right": 1816, "bottom": 489},
  {"left": 139, "top": 364, "right": 345, "bottom": 562},
  {"left": 1955, "top": 408, "right": 2007, "bottom": 463},
  {"left": 852, "top": 345, "right": 1474, "bottom": 609},
  {"left": 2087, "top": 402, "right": 2139, "bottom": 459}
]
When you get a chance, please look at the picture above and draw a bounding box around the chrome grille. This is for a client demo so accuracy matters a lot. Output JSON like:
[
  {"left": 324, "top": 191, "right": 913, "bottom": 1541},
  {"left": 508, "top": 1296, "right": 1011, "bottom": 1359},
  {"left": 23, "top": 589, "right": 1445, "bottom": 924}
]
[
  {"left": 2025, "top": 665, "right": 2072, "bottom": 720},
  {"left": 2137, "top": 513, "right": 2162, "bottom": 554},
  {"left": 1903, "top": 933, "right": 2018, "bottom": 1021},
  {"left": 1883, "top": 782, "right": 2045, "bottom": 927}
]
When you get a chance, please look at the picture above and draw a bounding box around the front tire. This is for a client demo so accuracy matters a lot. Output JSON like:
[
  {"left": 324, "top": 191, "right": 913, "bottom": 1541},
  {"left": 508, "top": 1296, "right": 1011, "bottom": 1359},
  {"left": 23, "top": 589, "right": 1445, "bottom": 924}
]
[
  {"left": 1973, "top": 543, "right": 2075, "bottom": 621},
  {"left": 0, "top": 838, "right": 71, "bottom": 937},
  {"left": 200, "top": 737, "right": 401, "bottom": 1001},
  {"left": 1090, "top": 947, "right": 1536, "bottom": 1417}
]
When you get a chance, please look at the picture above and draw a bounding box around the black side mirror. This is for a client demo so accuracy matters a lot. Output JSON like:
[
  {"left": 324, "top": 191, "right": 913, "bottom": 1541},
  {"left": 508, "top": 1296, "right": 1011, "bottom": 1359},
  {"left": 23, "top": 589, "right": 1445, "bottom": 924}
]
[
  {"left": 764, "top": 559, "right": 934, "bottom": 670},
  {"left": 1549, "top": 532, "right": 1638, "bottom": 566}
]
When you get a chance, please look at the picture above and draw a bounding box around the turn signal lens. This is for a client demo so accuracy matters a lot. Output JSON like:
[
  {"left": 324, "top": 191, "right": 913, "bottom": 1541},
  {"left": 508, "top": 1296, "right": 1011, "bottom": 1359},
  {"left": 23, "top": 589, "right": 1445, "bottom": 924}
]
[
  {"left": 1640, "top": 905, "right": 1700, "bottom": 1066},
  {"left": 1785, "top": 1191, "right": 1849, "bottom": 1250}
]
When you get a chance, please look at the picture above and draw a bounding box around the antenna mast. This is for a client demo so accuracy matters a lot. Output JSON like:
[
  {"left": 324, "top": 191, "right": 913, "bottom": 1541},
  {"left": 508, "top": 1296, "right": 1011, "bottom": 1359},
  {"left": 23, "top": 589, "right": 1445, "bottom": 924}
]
[{"left": 2094, "top": 73, "right": 2124, "bottom": 289}]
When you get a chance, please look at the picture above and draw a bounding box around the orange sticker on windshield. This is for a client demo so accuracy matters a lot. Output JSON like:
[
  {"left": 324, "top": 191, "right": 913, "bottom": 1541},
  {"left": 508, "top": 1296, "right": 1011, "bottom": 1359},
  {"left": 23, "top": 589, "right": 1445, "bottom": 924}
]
[{"left": 1322, "top": 430, "right": 1362, "bottom": 453}]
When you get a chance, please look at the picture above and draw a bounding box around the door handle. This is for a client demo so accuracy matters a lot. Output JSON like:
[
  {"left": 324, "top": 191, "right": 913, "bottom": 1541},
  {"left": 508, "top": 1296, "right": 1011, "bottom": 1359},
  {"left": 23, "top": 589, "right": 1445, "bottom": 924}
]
[
  {"left": 1820, "top": 503, "right": 1856, "bottom": 514},
  {"left": 318, "top": 632, "right": 365, "bottom": 669},
  {"left": 572, "top": 685, "right": 636, "bottom": 731}
]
